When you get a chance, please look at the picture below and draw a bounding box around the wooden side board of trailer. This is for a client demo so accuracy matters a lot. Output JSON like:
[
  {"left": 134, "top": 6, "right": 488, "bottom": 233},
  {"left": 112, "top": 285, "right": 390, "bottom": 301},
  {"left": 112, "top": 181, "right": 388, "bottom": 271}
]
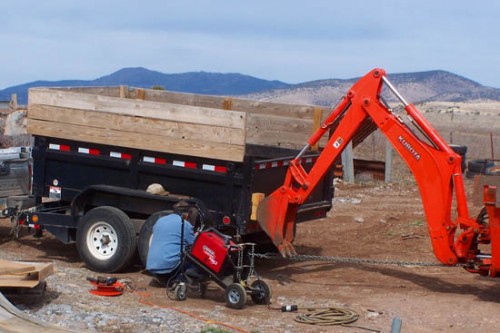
[{"left": 27, "top": 86, "right": 329, "bottom": 162}]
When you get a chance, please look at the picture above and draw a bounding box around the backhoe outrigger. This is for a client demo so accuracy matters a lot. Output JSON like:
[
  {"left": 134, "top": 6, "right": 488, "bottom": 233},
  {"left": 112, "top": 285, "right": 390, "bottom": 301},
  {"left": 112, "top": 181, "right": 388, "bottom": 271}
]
[{"left": 257, "top": 68, "right": 500, "bottom": 277}]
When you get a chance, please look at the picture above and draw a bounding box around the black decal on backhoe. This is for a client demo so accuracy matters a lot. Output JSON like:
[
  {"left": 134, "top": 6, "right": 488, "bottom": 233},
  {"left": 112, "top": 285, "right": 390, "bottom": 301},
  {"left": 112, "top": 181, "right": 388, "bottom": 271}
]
[{"left": 398, "top": 135, "right": 421, "bottom": 160}]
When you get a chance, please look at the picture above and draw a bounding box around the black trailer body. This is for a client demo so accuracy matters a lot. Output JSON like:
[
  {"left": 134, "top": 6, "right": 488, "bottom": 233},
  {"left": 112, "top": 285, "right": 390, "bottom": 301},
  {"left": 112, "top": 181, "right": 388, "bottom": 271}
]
[{"left": 24, "top": 135, "right": 333, "bottom": 272}]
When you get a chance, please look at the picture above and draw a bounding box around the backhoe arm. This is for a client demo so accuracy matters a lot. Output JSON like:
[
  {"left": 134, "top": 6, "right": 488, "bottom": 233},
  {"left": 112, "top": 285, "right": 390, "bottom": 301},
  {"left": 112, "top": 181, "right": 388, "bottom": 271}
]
[{"left": 257, "top": 68, "right": 479, "bottom": 265}]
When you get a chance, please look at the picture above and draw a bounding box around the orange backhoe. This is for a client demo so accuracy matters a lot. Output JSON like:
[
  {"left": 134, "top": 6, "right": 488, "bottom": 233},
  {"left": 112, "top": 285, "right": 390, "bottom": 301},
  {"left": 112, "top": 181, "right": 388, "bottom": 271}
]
[{"left": 257, "top": 68, "right": 500, "bottom": 277}]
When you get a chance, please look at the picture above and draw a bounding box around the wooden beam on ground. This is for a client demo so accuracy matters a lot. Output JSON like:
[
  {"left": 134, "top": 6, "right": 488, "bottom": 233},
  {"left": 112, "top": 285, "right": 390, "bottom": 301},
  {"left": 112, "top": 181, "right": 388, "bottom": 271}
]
[{"left": 0, "top": 261, "right": 53, "bottom": 288}]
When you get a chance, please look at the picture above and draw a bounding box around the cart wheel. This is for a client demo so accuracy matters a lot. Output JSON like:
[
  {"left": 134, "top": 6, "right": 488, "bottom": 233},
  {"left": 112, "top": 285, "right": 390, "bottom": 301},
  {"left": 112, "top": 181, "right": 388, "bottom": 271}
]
[
  {"left": 225, "top": 283, "right": 246, "bottom": 309},
  {"left": 174, "top": 283, "right": 187, "bottom": 301},
  {"left": 250, "top": 280, "right": 272, "bottom": 305}
]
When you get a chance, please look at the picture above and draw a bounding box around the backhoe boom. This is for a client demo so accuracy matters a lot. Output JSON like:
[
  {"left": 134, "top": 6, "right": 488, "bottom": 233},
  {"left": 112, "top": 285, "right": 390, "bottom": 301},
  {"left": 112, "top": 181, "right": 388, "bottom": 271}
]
[{"left": 257, "top": 68, "right": 499, "bottom": 276}]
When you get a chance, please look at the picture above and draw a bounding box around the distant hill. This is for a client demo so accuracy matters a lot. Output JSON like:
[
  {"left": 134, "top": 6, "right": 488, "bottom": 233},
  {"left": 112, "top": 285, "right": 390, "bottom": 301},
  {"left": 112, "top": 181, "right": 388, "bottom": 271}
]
[
  {"left": 1, "top": 67, "right": 499, "bottom": 106},
  {"left": 245, "top": 70, "right": 500, "bottom": 106},
  {"left": 0, "top": 67, "right": 291, "bottom": 105}
]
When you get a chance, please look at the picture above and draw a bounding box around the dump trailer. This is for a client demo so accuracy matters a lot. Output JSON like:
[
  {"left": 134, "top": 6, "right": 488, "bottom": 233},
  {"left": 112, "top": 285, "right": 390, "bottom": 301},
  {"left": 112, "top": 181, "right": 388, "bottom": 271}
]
[{"left": 4, "top": 87, "right": 335, "bottom": 273}]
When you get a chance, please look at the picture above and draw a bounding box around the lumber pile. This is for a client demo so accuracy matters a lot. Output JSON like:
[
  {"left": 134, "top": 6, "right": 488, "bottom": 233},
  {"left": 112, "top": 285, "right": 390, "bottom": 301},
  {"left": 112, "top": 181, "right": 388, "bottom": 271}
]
[{"left": 27, "top": 86, "right": 329, "bottom": 162}]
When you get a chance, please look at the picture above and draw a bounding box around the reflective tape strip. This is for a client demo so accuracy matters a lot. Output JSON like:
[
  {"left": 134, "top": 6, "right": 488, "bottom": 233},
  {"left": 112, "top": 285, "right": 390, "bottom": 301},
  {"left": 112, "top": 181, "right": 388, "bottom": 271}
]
[
  {"left": 143, "top": 156, "right": 167, "bottom": 164},
  {"left": 110, "top": 151, "right": 132, "bottom": 160},
  {"left": 78, "top": 147, "right": 100, "bottom": 155},
  {"left": 202, "top": 164, "right": 227, "bottom": 173},
  {"left": 49, "top": 143, "right": 70, "bottom": 151},
  {"left": 173, "top": 160, "right": 197, "bottom": 169}
]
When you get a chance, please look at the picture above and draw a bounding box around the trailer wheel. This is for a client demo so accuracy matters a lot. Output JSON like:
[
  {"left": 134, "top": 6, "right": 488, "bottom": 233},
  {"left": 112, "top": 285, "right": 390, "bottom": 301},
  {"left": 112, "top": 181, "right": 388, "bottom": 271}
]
[
  {"left": 76, "top": 206, "right": 137, "bottom": 273},
  {"left": 225, "top": 283, "right": 247, "bottom": 309},
  {"left": 138, "top": 210, "right": 173, "bottom": 267},
  {"left": 250, "top": 280, "right": 272, "bottom": 305}
]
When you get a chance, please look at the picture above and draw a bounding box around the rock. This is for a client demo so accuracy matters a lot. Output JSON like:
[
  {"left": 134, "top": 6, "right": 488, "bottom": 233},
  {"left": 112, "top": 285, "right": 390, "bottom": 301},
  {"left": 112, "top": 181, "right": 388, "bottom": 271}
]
[{"left": 354, "top": 217, "right": 364, "bottom": 223}]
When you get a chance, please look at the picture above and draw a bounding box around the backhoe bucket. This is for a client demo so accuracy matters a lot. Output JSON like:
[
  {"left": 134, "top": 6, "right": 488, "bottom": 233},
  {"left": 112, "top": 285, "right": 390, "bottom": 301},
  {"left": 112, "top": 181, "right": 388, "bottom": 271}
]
[{"left": 256, "top": 189, "right": 298, "bottom": 257}]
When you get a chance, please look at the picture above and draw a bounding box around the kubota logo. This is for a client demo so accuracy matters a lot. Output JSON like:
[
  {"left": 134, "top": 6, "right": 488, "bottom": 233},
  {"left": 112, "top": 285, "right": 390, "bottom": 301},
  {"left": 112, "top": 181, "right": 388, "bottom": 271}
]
[{"left": 398, "top": 136, "right": 421, "bottom": 160}]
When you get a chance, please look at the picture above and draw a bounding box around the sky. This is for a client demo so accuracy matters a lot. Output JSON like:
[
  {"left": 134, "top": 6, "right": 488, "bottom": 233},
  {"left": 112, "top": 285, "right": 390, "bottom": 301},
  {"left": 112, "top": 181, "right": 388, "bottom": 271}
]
[{"left": 1, "top": 0, "right": 499, "bottom": 89}]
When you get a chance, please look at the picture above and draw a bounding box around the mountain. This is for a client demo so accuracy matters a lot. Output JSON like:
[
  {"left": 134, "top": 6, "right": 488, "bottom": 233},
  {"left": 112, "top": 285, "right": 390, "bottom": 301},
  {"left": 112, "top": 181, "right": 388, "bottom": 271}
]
[
  {"left": 0, "top": 67, "right": 291, "bottom": 105},
  {"left": 245, "top": 70, "right": 500, "bottom": 106},
  {"left": 1, "top": 67, "right": 499, "bottom": 106}
]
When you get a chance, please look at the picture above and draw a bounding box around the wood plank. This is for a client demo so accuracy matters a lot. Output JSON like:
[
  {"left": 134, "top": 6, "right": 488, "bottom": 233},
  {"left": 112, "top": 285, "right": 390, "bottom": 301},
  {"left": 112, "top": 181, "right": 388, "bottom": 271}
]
[
  {"left": 0, "top": 261, "right": 36, "bottom": 277},
  {"left": 125, "top": 87, "right": 328, "bottom": 119},
  {"left": 247, "top": 113, "right": 313, "bottom": 133},
  {"left": 28, "top": 105, "right": 245, "bottom": 145},
  {"left": 27, "top": 119, "right": 245, "bottom": 162},
  {"left": 28, "top": 86, "right": 331, "bottom": 151},
  {"left": 28, "top": 88, "right": 246, "bottom": 129},
  {"left": 54, "top": 86, "right": 121, "bottom": 98},
  {"left": 0, "top": 267, "right": 36, "bottom": 277},
  {"left": 0, "top": 262, "right": 53, "bottom": 288},
  {"left": 245, "top": 128, "right": 315, "bottom": 148}
]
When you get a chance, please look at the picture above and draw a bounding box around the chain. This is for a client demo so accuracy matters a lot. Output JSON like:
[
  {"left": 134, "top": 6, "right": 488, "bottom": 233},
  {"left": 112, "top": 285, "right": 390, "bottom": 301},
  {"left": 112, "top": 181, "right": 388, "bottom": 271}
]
[{"left": 253, "top": 252, "right": 452, "bottom": 267}]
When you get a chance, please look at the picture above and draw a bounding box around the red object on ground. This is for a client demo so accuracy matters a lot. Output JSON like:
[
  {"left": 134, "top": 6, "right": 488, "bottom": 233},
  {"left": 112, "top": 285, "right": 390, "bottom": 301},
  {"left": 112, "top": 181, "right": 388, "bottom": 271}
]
[{"left": 88, "top": 280, "right": 125, "bottom": 297}]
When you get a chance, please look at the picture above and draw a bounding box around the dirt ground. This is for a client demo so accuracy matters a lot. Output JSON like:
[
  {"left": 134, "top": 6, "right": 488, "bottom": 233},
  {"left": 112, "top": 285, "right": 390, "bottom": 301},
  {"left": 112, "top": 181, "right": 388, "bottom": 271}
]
[{"left": 1, "top": 177, "right": 500, "bottom": 333}]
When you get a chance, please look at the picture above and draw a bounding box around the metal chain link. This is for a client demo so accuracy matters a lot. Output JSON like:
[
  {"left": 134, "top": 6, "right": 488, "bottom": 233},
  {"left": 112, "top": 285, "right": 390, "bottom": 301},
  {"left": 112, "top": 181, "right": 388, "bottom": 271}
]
[{"left": 253, "top": 252, "right": 452, "bottom": 267}]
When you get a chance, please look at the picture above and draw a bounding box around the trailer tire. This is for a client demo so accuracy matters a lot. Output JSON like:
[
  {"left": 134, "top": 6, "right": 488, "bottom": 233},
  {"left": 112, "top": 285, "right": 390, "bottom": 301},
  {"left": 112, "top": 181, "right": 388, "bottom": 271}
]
[
  {"left": 76, "top": 206, "right": 137, "bottom": 273},
  {"left": 138, "top": 210, "right": 173, "bottom": 267}
]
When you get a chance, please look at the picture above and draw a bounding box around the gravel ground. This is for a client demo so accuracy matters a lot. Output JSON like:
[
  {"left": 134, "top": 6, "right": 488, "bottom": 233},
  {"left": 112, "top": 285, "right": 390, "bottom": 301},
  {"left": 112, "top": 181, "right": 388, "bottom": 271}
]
[{"left": 0, "top": 248, "right": 220, "bottom": 333}]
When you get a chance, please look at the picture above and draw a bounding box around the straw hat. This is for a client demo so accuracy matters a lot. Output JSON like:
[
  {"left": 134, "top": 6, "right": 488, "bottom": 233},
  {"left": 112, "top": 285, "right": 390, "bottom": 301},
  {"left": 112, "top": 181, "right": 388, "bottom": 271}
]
[{"left": 146, "top": 183, "right": 170, "bottom": 196}]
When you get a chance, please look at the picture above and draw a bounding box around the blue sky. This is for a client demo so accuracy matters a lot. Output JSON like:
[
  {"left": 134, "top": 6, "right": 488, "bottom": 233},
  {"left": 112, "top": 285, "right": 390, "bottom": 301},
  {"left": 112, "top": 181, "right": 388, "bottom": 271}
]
[{"left": 1, "top": 0, "right": 498, "bottom": 89}]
